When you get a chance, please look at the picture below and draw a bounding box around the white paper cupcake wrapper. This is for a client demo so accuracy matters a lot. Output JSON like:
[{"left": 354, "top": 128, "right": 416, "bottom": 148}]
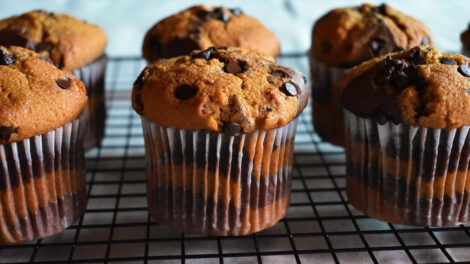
[
  {"left": 72, "top": 54, "right": 108, "bottom": 150},
  {"left": 0, "top": 113, "right": 87, "bottom": 244},
  {"left": 344, "top": 109, "right": 470, "bottom": 226},
  {"left": 309, "top": 56, "right": 349, "bottom": 145},
  {"left": 141, "top": 117, "right": 298, "bottom": 236}
]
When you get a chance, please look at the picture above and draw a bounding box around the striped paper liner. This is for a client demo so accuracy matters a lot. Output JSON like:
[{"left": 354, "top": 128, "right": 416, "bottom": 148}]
[
  {"left": 0, "top": 113, "right": 87, "bottom": 244},
  {"left": 72, "top": 54, "right": 108, "bottom": 151},
  {"left": 141, "top": 117, "right": 298, "bottom": 236},
  {"left": 344, "top": 109, "right": 470, "bottom": 226},
  {"left": 309, "top": 56, "right": 349, "bottom": 146}
]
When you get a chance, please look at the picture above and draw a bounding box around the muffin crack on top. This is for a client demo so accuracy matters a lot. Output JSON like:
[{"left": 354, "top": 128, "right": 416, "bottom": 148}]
[
  {"left": 341, "top": 45, "right": 470, "bottom": 128},
  {"left": 132, "top": 47, "right": 309, "bottom": 135}
]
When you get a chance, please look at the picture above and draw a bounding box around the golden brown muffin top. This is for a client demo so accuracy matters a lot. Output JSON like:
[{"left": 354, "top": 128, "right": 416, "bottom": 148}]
[
  {"left": 132, "top": 47, "right": 308, "bottom": 135},
  {"left": 0, "top": 10, "right": 107, "bottom": 71},
  {"left": 142, "top": 5, "right": 280, "bottom": 61},
  {"left": 0, "top": 46, "right": 87, "bottom": 144},
  {"left": 312, "top": 3, "right": 432, "bottom": 67},
  {"left": 340, "top": 45, "right": 470, "bottom": 128}
]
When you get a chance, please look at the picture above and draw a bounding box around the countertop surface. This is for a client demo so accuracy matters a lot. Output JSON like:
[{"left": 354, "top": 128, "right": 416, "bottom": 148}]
[{"left": 0, "top": 0, "right": 467, "bottom": 56}]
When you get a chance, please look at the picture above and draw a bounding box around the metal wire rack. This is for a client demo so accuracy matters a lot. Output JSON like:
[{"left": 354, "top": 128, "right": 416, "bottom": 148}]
[{"left": 0, "top": 54, "right": 469, "bottom": 264}]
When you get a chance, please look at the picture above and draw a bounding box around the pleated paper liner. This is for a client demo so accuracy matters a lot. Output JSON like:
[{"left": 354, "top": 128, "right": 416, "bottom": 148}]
[
  {"left": 0, "top": 113, "right": 87, "bottom": 244},
  {"left": 309, "top": 56, "right": 349, "bottom": 146},
  {"left": 72, "top": 54, "right": 108, "bottom": 151},
  {"left": 141, "top": 117, "right": 298, "bottom": 236},
  {"left": 344, "top": 109, "right": 470, "bottom": 226}
]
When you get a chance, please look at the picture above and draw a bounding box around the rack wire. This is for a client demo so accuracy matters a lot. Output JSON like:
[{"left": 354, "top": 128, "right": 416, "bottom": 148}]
[{"left": 0, "top": 54, "right": 469, "bottom": 264}]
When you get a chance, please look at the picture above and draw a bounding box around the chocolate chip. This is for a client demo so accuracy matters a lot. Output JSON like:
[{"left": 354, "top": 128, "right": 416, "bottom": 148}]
[
  {"left": 174, "top": 84, "right": 198, "bottom": 100},
  {"left": 223, "top": 122, "right": 242, "bottom": 136},
  {"left": 321, "top": 41, "right": 332, "bottom": 54},
  {"left": 36, "top": 41, "right": 53, "bottom": 52},
  {"left": 372, "top": 4, "right": 388, "bottom": 15},
  {"left": 271, "top": 68, "right": 291, "bottom": 78},
  {"left": 191, "top": 46, "right": 216, "bottom": 60},
  {"left": 391, "top": 70, "right": 409, "bottom": 90},
  {"left": 369, "top": 38, "right": 386, "bottom": 56},
  {"left": 281, "top": 82, "right": 298, "bottom": 96},
  {"left": 25, "top": 40, "right": 38, "bottom": 51},
  {"left": 224, "top": 61, "right": 244, "bottom": 74},
  {"left": 229, "top": 8, "right": 243, "bottom": 16},
  {"left": 393, "top": 47, "right": 405, "bottom": 52},
  {"left": 421, "top": 37, "right": 429, "bottom": 45},
  {"left": 408, "top": 47, "right": 422, "bottom": 62},
  {"left": 374, "top": 70, "right": 391, "bottom": 86},
  {"left": 458, "top": 65, "right": 470, "bottom": 77},
  {"left": 440, "top": 58, "right": 457, "bottom": 65},
  {"left": 0, "top": 49, "right": 14, "bottom": 65},
  {"left": 213, "top": 8, "right": 230, "bottom": 22},
  {"left": 0, "top": 126, "right": 16, "bottom": 141},
  {"left": 55, "top": 77, "right": 72, "bottom": 89}
]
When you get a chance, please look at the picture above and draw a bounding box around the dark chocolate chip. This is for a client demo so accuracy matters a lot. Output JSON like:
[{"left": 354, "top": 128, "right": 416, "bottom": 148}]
[
  {"left": 374, "top": 70, "right": 391, "bottom": 86},
  {"left": 281, "top": 81, "right": 298, "bottom": 96},
  {"left": 372, "top": 4, "right": 388, "bottom": 14},
  {"left": 195, "top": 9, "right": 211, "bottom": 19},
  {"left": 55, "top": 77, "right": 72, "bottom": 89},
  {"left": 224, "top": 61, "right": 243, "bottom": 74},
  {"left": 391, "top": 70, "right": 409, "bottom": 90},
  {"left": 263, "top": 106, "right": 272, "bottom": 112},
  {"left": 321, "top": 41, "right": 332, "bottom": 54},
  {"left": 191, "top": 46, "right": 216, "bottom": 60},
  {"left": 421, "top": 37, "right": 429, "bottom": 45},
  {"left": 271, "top": 68, "right": 291, "bottom": 78},
  {"left": 223, "top": 122, "right": 242, "bottom": 136},
  {"left": 174, "top": 84, "right": 198, "bottom": 100},
  {"left": 440, "top": 58, "right": 457, "bottom": 65},
  {"left": 369, "top": 38, "right": 386, "bottom": 56},
  {"left": 393, "top": 47, "right": 405, "bottom": 52},
  {"left": 229, "top": 8, "right": 243, "bottom": 16},
  {"left": 0, "top": 49, "right": 14, "bottom": 65},
  {"left": 459, "top": 65, "right": 470, "bottom": 77},
  {"left": 0, "top": 126, "right": 16, "bottom": 141},
  {"left": 36, "top": 42, "right": 53, "bottom": 52},
  {"left": 213, "top": 8, "right": 230, "bottom": 22},
  {"left": 408, "top": 47, "right": 422, "bottom": 62},
  {"left": 25, "top": 40, "right": 38, "bottom": 51}
]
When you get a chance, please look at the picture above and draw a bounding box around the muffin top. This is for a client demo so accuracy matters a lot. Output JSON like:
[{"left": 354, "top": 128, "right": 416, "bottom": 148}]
[
  {"left": 340, "top": 45, "right": 470, "bottom": 128},
  {"left": 461, "top": 24, "right": 470, "bottom": 51},
  {"left": 0, "top": 46, "right": 87, "bottom": 144},
  {"left": 132, "top": 47, "right": 308, "bottom": 135},
  {"left": 0, "top": 10, "right": 107, "bottom": 71},
  {"left": 312, "top": 3, "right": 432, "bottom": 67},
  {"left": 142, "top": 5, "right": 280, "bottom": 61}
]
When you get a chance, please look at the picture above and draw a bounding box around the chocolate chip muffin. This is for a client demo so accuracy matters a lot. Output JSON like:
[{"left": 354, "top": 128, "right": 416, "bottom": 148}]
[
  {"left": 142, "top": 5, "right": 280, "bottom": 62},
  {"left": 341, "top": 45, "right": 470, "bottom": 226},
  {"left": 132, "top": 47, "right": 308, "bottom": 236},
  {"left": 0, "top": 10, "right": 108, "bottom": 150},
  {"left": 0, "top": 46, "right": 88, "bottom": 244},
  {"left": 310, "top": 3, "right": 432, "bottom": 146}
]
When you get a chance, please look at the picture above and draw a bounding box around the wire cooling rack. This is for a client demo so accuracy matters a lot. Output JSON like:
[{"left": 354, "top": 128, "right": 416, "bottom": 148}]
[{"left": 0, "top": 54, "right": 469, "bottom": 264}]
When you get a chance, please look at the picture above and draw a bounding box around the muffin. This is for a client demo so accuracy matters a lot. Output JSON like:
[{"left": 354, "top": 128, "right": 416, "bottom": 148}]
[
  {"left": 310, "top": 3, "right": 432, "bottom": 146},
  {"left": 341, "top": 45, "right": 470, "bottom": 226},
  {"left": 0, "top": 10, "right": 108, "bottom": 150},
  {"left": 0, "top": 46, "right": 87, "bottom": 244},
  {"left": 142, "top": 5, "right": 280, "bottom": 61},
  {"left": 461, "top": 24, "right": 470, "bottom": 57},
  {"left": 132, "top": 47, "right": 308, "bottom": 235}
]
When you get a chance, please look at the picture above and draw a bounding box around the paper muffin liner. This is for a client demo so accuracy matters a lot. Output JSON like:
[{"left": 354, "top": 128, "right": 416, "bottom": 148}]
[
  {"left": 72, "top": 54, "right": 108, "bottom": 151},
  {"left": 0, "top": 112, "right": 87, "bottom": 244},
  {"left": 309, "top": 56, "right": 349, "bottom": 146},
  {"left": 141, "top": 117, "right": 298, "bottom": 236},
  {"left": 344, "top": 109, "right": 470, "bottom": 226}
]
